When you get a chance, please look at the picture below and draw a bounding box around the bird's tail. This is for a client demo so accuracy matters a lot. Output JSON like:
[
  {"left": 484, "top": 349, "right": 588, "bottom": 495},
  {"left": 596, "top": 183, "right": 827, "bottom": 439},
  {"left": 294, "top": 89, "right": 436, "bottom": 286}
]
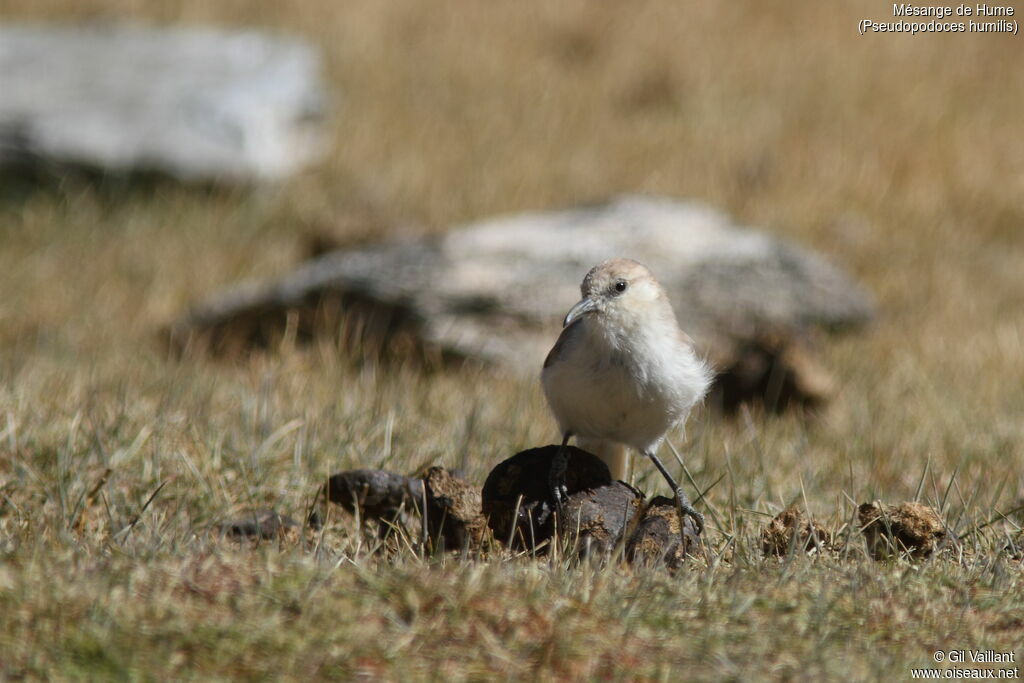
[{"left": 577, "top": 437, "right": 630, "bottom": 481}]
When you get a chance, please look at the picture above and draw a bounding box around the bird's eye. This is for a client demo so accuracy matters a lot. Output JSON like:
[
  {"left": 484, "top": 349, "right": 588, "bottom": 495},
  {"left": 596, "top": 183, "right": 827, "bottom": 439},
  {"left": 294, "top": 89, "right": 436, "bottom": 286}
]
[{"left": 613, "top": 280, "right": 627, "bottom": 293}]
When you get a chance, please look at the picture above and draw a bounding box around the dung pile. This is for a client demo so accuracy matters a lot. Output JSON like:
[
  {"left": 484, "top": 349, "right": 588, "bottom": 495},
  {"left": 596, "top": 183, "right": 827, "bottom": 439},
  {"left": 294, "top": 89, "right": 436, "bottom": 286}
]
[
  {"left": 858, "top": 501, "right": 955, "bottom": 560},
  {"left": 760, "top": 505, "right": 832, "bottom": 556},
  {"left": 213, "top": 450, "right": 964, "bottom": 571},
  {"left": 291, "top": 445, "right": 701, "bottom": 566}
]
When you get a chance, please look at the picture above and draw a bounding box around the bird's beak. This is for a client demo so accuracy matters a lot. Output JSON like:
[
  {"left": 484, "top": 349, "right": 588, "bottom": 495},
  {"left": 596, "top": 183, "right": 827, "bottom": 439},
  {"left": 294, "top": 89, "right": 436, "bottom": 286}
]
[{"left": 563, "top": 297, "right": 598, "bottom": 327}]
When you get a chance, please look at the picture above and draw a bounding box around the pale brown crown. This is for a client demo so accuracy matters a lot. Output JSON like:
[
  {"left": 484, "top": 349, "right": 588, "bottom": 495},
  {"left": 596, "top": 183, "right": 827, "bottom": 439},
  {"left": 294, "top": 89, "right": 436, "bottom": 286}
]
[{"left": 580, "top": 258, "right": 658, "bottom": 298}]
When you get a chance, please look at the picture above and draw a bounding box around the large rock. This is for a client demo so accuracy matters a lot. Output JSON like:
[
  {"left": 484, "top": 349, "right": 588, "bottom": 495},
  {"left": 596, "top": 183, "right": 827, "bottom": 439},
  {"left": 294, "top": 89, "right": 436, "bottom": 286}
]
[
  {"left": 169, "top": 196, "right": 875, "bottom": 409},
  {"left": 0, "top": 23, "right": 328, "bottom": 182}
]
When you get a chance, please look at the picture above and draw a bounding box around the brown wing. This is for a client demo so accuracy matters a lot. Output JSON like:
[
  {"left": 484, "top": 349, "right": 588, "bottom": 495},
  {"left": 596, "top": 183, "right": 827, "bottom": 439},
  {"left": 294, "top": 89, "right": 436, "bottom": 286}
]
[{"left": 543, "top": 319, "right": 582, "bottom": 369}]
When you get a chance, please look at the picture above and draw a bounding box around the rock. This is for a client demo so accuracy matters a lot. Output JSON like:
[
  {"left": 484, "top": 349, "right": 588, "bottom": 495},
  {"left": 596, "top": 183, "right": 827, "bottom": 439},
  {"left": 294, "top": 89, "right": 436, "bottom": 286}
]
[
  {"left": 760, "top": 504, "right": 832, "bottom": 556},
  {"left": 420, "top": 466, "right": 488, "bottom": 551},
  {"left": 317, "top": 468, "right": 424, "bottom": 525},
  {"left": 626, "top": 496, "right": 701, "bottom": 569},
  {"left": 219, "top": 508, "right": 298, "bottom": 539},
  {"left": 169, "top": 196, "right": 874, "bottom": 411},
  {"left": 481, "top": 445, "right": 642, "bottom": 553},
  {"left": 0, "top": 23, "right": 328, "bottom": 182},
  {"left": 858, "top": 501, "right": 952, "bottom": 560}
]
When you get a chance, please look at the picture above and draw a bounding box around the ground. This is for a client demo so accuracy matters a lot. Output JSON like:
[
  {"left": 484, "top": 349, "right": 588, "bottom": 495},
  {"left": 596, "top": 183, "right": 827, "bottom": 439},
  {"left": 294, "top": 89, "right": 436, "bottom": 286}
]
[{"left": 0, "top": 0, "right": 1022, "bottom": 679}]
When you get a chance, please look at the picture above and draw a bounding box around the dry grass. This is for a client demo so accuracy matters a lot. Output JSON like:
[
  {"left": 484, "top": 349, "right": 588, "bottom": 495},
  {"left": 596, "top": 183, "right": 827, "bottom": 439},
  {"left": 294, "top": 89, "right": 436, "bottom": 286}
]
[{"left": 1, "top": 0, "right": 1023, "bottom": 679}]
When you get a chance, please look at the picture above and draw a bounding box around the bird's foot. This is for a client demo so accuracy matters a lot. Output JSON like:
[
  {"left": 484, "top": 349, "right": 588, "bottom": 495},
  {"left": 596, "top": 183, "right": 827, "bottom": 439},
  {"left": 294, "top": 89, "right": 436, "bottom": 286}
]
[
  {"left": 551, "top": 483, "right": 569, "bottom": 509},
  {"left": 548, "top": 444, "right": 571, "bottom": 513},
  {"left": 674, "top": 488, "right": 705, "bottom": 536},
  {"left": 537, "top": 479, "right": 568, "bottom": 527}
]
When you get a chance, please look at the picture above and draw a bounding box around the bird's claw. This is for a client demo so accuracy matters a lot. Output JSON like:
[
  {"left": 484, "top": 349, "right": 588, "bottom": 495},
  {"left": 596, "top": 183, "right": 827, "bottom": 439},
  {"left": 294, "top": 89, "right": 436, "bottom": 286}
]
[
  {"left": 675, "top": 489, "right": 705, "bottom": 535},
  {"left": 537, "top": 482, "right": 568, "bottom": 526},
  {"left": 551, "top": 483, "right": 569, "bottom": 509},
  {"left": 548, "top": 442, "right": 571, "bottom": 513}
]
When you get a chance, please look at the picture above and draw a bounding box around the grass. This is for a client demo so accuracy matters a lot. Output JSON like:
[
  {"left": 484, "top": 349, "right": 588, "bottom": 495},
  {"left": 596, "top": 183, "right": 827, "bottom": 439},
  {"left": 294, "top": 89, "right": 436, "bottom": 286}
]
[{"left": 1, "top": 0, "right": 1023, "bottom": 679}]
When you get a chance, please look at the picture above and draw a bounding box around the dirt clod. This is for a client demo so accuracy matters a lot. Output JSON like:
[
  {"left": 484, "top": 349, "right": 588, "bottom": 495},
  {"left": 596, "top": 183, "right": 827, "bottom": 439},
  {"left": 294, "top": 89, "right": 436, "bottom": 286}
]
[
  {"left": 626, "top": 496, "right": 702, "bottom": 569},
  {"left": 760, "top": 505, "right": 832, "bottom": 556},
  {"left": 858, "top": 501, "right": 951, "bottom": 560},
  {"left": 420, "top": 466, "right": 488, "bottom": 550},
  {"left": 321, "top": 468, "right": 424, "bottom": 521},
  {"left": 557, "top": 480, "right": 645, "bottom": 557}
]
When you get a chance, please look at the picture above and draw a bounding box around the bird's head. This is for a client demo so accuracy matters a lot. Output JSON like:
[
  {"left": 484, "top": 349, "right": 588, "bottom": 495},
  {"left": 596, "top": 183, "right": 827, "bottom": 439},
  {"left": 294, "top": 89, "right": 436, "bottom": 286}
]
[{"left": 562, "top": 258, "right": 673, "bottom": 328}]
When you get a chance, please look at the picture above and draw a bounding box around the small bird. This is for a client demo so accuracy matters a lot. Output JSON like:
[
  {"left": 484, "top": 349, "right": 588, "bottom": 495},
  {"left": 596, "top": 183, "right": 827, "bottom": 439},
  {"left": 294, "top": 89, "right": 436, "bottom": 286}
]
[{"left": 541, "top": 258, "right": 713, "bottom": 532}]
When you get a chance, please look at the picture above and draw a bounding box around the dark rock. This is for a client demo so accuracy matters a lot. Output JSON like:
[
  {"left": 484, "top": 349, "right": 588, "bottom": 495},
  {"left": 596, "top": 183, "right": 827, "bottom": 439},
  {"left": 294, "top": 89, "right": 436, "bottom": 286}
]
[
  {"left": 219, "top": 509, "right": 298, "bottom": 539},
  {"left": 320, "top": 468, "right": 424, "bottom": 522},
  {"left": 420, "top": 466, "right": 488, "bottom": 550},
  {"left": 858, "top": 501, "right": 952, "bottom": 560},
  {"left": 760, "top": 504, "right": 832, "bottom": 556},
  {"left": 626, "top": 496, "right": 701, "bottom": 569},
  {"left": 482, "top": 445, "right": 641, "bottom": 553}
]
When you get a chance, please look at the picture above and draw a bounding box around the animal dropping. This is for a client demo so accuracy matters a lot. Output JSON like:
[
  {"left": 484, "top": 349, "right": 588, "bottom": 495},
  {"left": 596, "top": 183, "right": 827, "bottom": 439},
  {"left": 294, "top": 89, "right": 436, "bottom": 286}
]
[
  {"left": 858, "top": 501, "right": 954, "bottom": 560},
  {"left": 481, "top": 445, "right": 645, "bottom": 555},
  {"left": 760, "top": 505, "right": 832, "bottom": 556}
]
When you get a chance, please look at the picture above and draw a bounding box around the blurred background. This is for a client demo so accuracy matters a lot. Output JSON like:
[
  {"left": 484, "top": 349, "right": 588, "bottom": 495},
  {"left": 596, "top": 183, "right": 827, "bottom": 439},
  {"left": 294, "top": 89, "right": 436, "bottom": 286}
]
[
  {"left": 1, "top": 0, "right": 1022, "bottom": 520},
  {"left": 1, "top": 1, "right": 1023, "bottom": 678}
]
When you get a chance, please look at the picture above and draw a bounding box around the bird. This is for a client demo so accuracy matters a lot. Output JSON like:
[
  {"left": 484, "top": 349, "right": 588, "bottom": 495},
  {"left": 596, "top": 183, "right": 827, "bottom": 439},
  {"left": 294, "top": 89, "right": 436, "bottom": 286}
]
[{"left": 541, "top": 258, "right": 714, "bottom": 533}]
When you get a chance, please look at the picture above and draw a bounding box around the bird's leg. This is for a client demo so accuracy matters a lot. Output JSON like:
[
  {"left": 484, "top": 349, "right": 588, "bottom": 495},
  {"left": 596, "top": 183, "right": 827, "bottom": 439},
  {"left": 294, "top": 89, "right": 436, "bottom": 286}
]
[
  {"left": 644, "top": 450, "right": 705, "bottom": 536},
  {"left": 548, "top": 433, "right": 572, "bottom": 509}
]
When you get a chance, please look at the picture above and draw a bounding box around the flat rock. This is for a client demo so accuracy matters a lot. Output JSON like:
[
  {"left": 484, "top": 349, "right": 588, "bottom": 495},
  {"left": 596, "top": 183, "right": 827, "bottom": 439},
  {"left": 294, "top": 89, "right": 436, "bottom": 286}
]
[
  {"left": 482, "top": 445, "right": 643, "bottom": 553},
  {"left": 0, "top": 23, "right": 328, "bottom": 182},
  {"left": 858, "top": 501, "right": 953, "bottom": 560},
  {"left": 170, "top": 196, "right": 873, "bottom": 410}
]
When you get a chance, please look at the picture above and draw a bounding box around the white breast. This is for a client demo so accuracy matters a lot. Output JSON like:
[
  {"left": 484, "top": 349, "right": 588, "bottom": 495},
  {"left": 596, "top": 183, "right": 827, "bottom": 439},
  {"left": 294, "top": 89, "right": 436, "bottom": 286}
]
[{"left": 541, "top": 316, "right": 711, "bottom": 453}]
